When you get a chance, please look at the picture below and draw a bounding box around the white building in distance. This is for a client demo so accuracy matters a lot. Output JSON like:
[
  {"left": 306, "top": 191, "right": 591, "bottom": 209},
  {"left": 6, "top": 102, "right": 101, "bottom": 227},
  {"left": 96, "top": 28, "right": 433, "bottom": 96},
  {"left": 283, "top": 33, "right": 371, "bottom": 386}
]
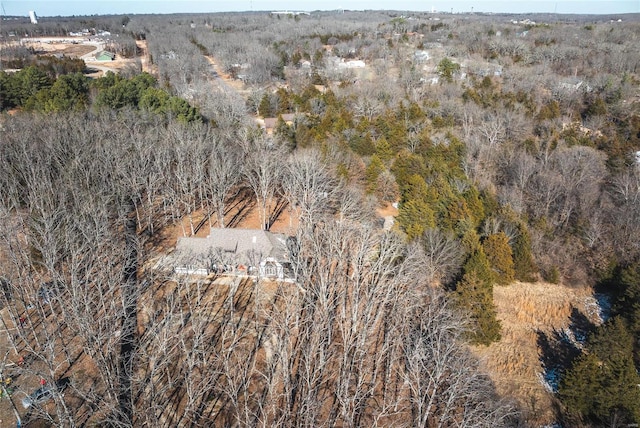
[{"left": 29, "top": 11, "right": 38, "bottom": 24}]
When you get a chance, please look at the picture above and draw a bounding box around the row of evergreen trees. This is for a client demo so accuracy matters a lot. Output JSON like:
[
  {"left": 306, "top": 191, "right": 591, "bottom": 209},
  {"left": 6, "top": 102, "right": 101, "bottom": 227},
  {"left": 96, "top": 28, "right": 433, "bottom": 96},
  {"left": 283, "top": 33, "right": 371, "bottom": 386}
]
[{"left": 0, "top": 66, "right": 201, "bottom": 122}]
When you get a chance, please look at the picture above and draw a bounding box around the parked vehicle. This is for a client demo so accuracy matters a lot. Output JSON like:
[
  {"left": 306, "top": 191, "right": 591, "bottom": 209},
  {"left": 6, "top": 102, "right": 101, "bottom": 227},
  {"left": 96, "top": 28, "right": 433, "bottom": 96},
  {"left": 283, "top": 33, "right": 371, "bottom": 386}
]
[
  {"left": 21, "top": 384, "right": 53, "bottom": 409},
  {"left": 21, "top": 377, "right": 69, "bottom": 409}
]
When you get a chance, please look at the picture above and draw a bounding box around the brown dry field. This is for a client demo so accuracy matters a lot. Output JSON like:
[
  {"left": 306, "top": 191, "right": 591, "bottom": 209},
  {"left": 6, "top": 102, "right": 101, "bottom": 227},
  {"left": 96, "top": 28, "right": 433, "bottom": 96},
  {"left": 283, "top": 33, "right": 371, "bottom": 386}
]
[
  {"left": 49, "top": 44, "right": 95, "bottom": 57},
  {"left": 472, "top": 281, "right": 597, "bottom": 425},
  {"left": 17, "top": 40, "right": 94, "bottom": 58}
]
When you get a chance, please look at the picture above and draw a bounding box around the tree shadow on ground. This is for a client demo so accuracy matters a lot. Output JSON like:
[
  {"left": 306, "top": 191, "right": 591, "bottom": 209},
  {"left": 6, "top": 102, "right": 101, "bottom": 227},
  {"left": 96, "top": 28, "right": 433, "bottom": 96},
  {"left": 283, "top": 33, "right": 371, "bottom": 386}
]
[
  {"left": 267, "top": 196, "right": 288, "bottom": 230},
  {"left": 536, "top": 307, "right": 597, "bottom": 394},
  {"left": 567, "top": 306, "right": 596, "bottom": 344},
  {"left": 226, "top": 188, "right": 256, "bottom": 228}
]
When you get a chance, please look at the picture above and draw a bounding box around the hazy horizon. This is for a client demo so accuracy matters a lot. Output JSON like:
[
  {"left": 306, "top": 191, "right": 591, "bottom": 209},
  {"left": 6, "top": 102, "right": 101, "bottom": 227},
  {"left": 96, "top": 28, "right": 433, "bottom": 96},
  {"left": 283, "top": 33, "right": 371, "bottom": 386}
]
[{"left": 2, "top": 0, "right": 638, "bottom": 17}]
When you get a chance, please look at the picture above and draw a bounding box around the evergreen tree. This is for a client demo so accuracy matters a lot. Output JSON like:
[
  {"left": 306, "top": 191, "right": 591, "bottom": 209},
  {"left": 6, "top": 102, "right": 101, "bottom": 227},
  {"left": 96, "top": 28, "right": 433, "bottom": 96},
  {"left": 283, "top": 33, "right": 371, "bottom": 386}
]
[
  {"left": 365, "top": 155, "right": 385, "bottom": 195},
  {"left": 374, "top": 137, "right": 393, "bottom": 164},
  {"left": 93, "top": 70, "right": 122, "bottom": 91},
  {"left": 614, "top": 261, "right": 640, "bottom": 340},
  {"left": 45, "top": 73, "right": 89, "bottom": 112},
  {"left": 512, "top": 222, "right": 537, "bottom": 282},
  {"left": 165, "top": 96, "right": 202, "bottom": 123},
  {"left": 442, "top": 197, "right": 473, "bottom": 234},
  {"left": 436, "top": 57, "right": 461, "bottom": 83},
  {"left": 96, "top": 79, "right": 140, "bottom": 109},
  {"left": 559, "top": 317, "right": 640, "bottom": 426},
  {"left": 397, "top": 174, "right": 436, "bottom": 241},
  {"left": 456, "top": 270, "right": 501, "bottom": 345},
  {"left": 349, "top": 131, "right": 376, "bottom": 156},
  {"left": 463, "top": 245, "right": 496, "bottom": 286},
  {"left": 391, "top": 150, "right": 428, "bottom": 190},
  {"left": 0, "top": 72, "right": 14, "bottom": 110},
  {"left": 483, "top": 232, "right": 515, "bottom": 285},
  {"left": 558, "top": 352, "right": 603, "bottom": 419},
  {"left": 21, "top": 66, "right": 53, "bottom": 101},
  {"left": 462, "top": 186, "right": 486, "bottom": 227},
  {"left": 537, "top": 100, "right": 561, "bottom": 121},
  {"left": 8, "top": 66, "right": 53, "bottom": 107},
  {"left": 139, "top": 87, "right": 170, "bottom": 114},
  {"left": 455, "top": 244, "right": 501, "bottom": 345},
  {"left": 460, "top": 227, "right": 482, "bottom": 253},
  {"left": 276, "top": 87, "right": 291, "bottom": 114},
  {"left": 275, "top": 115, "right": 296, "bottom": 150}
]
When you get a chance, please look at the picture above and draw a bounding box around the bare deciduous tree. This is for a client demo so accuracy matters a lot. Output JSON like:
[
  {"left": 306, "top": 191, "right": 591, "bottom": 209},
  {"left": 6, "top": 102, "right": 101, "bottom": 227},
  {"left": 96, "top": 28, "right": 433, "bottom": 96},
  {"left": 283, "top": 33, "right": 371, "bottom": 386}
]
[
  {"left": 204, "top": 137, "right": 243, "bottom": 229},
  {"left": 420, "top": 228, "right": 464, "bottom": 286},
  {"left": 242, "top": 136, "right": 287, "bottom": 231},
  {"left": 281, "top": 149, "right": 337, "bottom": 230}
]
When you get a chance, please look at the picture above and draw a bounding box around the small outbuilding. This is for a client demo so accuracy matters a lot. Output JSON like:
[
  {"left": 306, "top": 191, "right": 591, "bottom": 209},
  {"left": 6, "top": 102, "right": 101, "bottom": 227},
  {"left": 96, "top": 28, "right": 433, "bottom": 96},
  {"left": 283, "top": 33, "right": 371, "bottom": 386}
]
[{"left": 95, "top": 51, "right": 115, "bottom": 61}]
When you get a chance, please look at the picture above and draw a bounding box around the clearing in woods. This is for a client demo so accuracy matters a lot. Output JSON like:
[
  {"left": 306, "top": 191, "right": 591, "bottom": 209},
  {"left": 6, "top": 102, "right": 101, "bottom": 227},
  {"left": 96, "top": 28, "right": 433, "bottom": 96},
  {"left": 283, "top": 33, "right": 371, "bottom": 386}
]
[{"left": 472, "top": 281, "right": 601, "bottom": 425}]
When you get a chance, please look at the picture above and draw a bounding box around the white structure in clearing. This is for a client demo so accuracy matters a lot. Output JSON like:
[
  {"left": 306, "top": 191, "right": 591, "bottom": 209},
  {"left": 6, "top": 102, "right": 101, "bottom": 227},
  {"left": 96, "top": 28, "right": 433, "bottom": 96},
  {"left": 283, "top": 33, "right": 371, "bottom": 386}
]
[{"left": 29, "top": 11, "right": 38, "bottom": 24}]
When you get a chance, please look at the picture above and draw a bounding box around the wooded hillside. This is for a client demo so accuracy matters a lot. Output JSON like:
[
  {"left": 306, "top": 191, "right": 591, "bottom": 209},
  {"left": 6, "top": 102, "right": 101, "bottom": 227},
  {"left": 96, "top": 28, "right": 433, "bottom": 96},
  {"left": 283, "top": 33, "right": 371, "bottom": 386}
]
[{"left": 0, "top": 10, "right": 639, "bottom": 427}]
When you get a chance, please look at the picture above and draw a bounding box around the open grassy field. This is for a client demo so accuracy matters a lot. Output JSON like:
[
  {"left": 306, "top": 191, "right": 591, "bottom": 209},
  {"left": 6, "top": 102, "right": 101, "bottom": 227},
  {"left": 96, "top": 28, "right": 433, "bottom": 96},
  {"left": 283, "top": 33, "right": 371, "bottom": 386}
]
[{"left": 472, "top": 281, "right": 600, "bottom": 425}]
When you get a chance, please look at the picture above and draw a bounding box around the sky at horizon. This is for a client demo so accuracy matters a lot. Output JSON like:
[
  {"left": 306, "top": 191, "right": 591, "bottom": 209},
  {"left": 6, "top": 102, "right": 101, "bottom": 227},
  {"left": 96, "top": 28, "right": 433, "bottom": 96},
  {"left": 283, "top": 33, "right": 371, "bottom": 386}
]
[{"left": 1, "top": 0, "right": 638, "bottom": 17}]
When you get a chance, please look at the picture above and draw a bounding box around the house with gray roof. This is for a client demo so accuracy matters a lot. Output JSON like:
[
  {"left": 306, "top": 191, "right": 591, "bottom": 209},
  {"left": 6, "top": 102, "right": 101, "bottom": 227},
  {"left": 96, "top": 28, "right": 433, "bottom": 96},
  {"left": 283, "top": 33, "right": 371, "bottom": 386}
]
[{"left": 173, "top": 228, "right": 293, "bottom": 279}]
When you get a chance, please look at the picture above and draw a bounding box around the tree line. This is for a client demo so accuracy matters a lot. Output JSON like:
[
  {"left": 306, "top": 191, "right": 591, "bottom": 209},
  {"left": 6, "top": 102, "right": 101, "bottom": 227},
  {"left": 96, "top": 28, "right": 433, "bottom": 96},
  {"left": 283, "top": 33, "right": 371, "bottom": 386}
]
[{"left": 0, "top": 65, "right": 201, "bottom": 122}]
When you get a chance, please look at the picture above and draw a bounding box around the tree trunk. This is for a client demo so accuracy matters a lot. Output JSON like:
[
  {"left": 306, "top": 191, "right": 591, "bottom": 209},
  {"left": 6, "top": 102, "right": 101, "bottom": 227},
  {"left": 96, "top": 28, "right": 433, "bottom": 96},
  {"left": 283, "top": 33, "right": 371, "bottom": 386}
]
[{"left": 119, "top": 200, "right": 138, "bottom": 426}]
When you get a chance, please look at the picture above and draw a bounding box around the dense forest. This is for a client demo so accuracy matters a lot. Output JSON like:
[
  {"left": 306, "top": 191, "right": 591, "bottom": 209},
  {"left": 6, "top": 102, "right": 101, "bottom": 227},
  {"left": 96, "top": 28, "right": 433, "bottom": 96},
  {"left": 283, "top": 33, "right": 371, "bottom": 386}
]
[{"left": 0, "top": 9, "right": 639, "bottom": 428}]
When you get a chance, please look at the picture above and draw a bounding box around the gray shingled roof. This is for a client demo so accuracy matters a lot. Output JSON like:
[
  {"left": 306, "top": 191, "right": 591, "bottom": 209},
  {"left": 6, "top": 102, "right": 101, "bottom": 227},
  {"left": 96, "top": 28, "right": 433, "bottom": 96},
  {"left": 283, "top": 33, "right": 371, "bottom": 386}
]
[{"left": 176, "top": 228, "right": 288, "bottom": 267}]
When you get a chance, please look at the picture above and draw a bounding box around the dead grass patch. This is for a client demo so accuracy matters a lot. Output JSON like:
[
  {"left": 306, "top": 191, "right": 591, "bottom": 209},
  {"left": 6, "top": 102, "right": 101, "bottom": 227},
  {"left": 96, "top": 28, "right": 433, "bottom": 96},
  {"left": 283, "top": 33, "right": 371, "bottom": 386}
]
[{"left": 472, "top": 281, "right": 594, "bottom": 426}]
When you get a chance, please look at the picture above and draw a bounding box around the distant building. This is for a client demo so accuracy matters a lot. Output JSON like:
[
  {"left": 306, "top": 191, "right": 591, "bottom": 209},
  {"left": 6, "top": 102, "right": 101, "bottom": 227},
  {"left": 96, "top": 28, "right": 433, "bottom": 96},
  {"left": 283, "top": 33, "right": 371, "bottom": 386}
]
[
  {"left": 262, "top": 113, "right": 297, "bottom": 134},
  {"left": 160, "top": 51, "right": 178, "bottom": 60},
  {"left": 69, "top": 29, "right": 91, "bottom": 37},
  {"left": 328, "top": 57, "right": 366, "bottom": 70},
  {"left": 29, "top": 11, "right": 38, "bottom": 24},
  {"left": 271, "top": 11, "right": 310, "bottom": 16},
  {"left": 338, "top": 59, "right": 365, "bottom": 69},
  {"left": 95, "top": 51, "right": 116, "bottom": 61}
]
